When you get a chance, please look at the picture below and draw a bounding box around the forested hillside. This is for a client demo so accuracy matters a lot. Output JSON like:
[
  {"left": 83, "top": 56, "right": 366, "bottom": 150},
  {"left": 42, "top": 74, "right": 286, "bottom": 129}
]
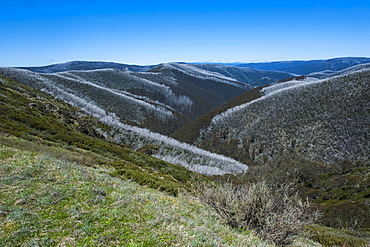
[{"left": 195, "top": 69, "right": 370, "bottom": 165}]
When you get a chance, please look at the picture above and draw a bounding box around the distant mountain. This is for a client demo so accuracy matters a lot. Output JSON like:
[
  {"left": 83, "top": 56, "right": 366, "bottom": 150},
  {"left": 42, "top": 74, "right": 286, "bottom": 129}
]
[
  {"left": 7, "top": 58, "right": 370, "bottom": 141},
  {"left": 190, "top": 63, "right": 296, "bottom": 87},
  {"left": 18, "top": 57, "right": 370, "bottom": 77},
  {"left": 192, "top": 66, "right": 370, "bottom": 165},
  {"left": 18, "top": 61, "right": 156, "bottom": 73},
  {"left": 308, "top": 62, "right": 370, "bottom": 79},
  {"left": 19, "top": 60, "right": 297, "bottom": 88},
  {"left": 234, "top": 57, "right": 370, "bottom": 75},
  {"left": 233, "top": 60, "right": 321, "bottom": 72}
]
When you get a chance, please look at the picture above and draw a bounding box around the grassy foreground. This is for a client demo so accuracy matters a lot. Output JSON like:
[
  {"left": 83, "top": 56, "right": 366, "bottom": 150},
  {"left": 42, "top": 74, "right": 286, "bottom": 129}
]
[{"left": 0, "top": 143, "right": 270, "bottom": 246}]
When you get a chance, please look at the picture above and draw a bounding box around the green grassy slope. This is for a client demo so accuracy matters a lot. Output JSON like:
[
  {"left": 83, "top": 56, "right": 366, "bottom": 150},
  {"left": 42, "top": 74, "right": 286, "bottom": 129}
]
[{"left": 0, "top": 145, "right": 265, "bottom": 246}]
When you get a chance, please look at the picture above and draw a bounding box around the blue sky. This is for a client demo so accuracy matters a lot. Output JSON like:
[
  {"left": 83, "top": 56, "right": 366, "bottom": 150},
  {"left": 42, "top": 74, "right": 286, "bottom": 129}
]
[{"left": 1, "top": 0, "right": 369, "bottom": 66}]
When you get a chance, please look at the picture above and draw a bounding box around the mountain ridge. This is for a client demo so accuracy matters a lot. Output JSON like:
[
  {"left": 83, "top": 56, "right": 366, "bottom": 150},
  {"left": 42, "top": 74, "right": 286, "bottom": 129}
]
[
  {"left": 16, "top": 57, "right": 370, "bottom": 84},
  {"left": 18, "top": 60, "right": 156, "bottom": 73},
  {"left": 191, "top": 63, "right": 296, "bottom": 86},
  {"left": 16, "top": 57, "right": 370, "bottom": 75}
]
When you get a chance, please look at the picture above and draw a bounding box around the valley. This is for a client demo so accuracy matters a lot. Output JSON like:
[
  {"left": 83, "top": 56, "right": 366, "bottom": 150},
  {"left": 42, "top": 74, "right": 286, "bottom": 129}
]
[{"left": 1, "top": 57, "right": 370, "bottom": 246}]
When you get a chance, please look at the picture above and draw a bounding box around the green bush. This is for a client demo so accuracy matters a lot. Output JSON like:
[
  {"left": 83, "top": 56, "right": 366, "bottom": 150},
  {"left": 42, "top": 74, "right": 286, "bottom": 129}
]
[
  {"left": 111, "top": 162, "right": 180, "bottom": 196},
  {"left": 319, "top": 201, "right": 370, "bottom": 230},
  {"left": 307, "top": 225, "right": 368, "bottom": 247}
]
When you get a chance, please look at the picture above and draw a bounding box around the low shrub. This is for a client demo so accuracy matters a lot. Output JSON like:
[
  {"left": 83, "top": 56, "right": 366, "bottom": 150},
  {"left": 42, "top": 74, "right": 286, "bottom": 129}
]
[
  {"left": 137, "top": 145, "right": 159, "bottom": 155},
  {"left": 196, "top": 180, "right": 319, "bottom": 246}
]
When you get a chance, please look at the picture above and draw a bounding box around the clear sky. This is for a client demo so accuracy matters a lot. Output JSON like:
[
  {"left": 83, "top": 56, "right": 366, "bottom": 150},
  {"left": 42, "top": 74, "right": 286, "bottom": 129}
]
[{"left": 1, "top": 0, "right": 369, "bottom": 66}]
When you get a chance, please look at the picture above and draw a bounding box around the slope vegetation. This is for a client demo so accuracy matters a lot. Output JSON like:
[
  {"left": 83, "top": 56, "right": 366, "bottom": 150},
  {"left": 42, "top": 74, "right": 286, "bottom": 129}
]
[
  {"left": 195, "top": 69, "right": 370, "bottom": 165},
  {"left": 0, "top": 72, "right": 324, "bottom": 247},
  {"left": 0, "top": 74, "right": 197, "bottom": 194}
]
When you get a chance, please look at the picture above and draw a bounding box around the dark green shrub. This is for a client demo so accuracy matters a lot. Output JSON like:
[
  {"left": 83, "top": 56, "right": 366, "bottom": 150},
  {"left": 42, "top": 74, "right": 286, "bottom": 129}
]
[
  {"left": 320, "top": 201, "right": 370, "bottom": 230},
  {"left": 112, "top": 162, "right": 179, "bottom": 196},
  {"left": 137, "top": 145, "right": 159, "bottom": 155}
]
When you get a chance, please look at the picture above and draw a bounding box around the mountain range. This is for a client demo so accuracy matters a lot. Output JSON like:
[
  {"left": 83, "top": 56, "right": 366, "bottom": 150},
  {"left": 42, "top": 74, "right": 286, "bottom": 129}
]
[
  {"left": 18, "top": 60, "right": 155, "bottom": 73},
  {"left": 1, "top": 57, "right": 369, "bottom": 168},
  {"left": 1, "top": 62, "right": 297, "bottom": 135},
  {"left": 19, "top": 57, "right": 370, "bottom": 77},
  {"left": 1, "top": 56, "right": 370, "bottom": 244},
  {"left": 231, "top": 57, "right": 370, "bottom": 75}
]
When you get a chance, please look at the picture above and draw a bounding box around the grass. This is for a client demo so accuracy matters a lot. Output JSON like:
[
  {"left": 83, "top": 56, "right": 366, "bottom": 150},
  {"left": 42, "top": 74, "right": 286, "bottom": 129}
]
[{"left": 0, "top": 144, "right": 268, "bottom": 246}]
